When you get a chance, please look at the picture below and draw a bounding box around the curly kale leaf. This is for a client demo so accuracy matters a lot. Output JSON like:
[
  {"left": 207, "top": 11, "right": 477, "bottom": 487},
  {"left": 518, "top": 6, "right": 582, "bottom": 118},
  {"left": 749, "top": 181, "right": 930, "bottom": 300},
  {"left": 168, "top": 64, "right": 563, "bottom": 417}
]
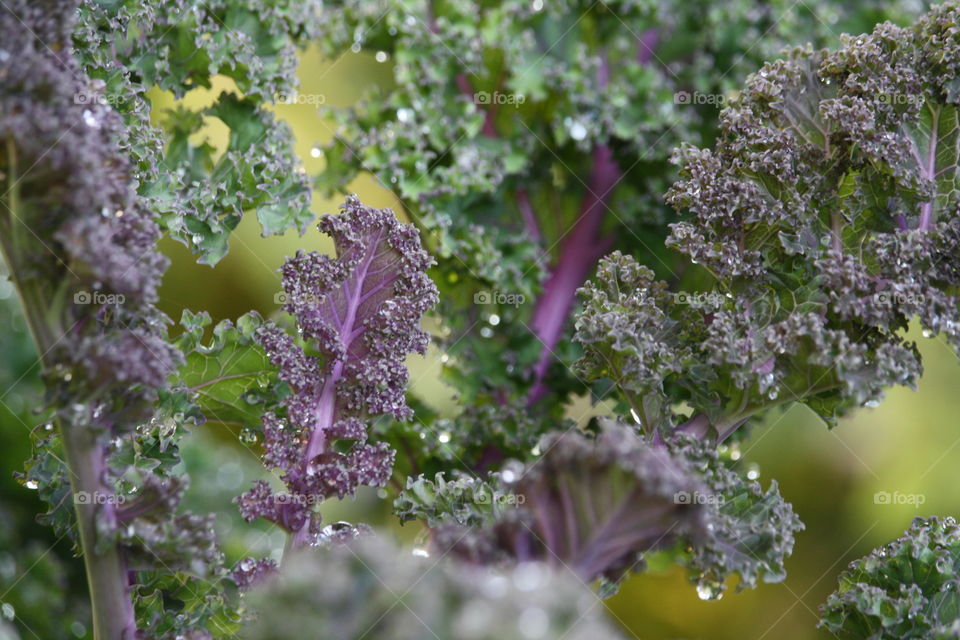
[
  {"left": 246, "top": 535, "right": 624, "bottom": 640},
  {"left": 237, "top": 197, "right": 438, "bottom": 542},
  {"left": 820, "top": 516, "right": 960, "bottom": 639},
  {"left": 73, "top": 0, "right": 318, "bottom": 264}
]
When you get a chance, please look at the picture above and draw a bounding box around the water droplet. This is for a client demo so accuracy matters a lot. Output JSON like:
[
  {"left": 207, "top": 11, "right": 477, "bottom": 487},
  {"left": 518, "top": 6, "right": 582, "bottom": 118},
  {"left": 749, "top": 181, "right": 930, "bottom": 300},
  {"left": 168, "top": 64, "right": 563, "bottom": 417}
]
[
  {"left": 350, "top": 42, "right": 361, "bottom": 53},
  {"left": 513, "top": 563, "right": 542, "bottom": 591},
  {"left": 696, "top": 580, "right": 724, "bottom": 600},
  {"left": 864, "top": 399, "right": 880, "bottom": 409},
  {"left": 532, "top": 0, "right": 544, "bottom": 10},
  {"left": 310, "top": 145, "right": 323, "bottom": 158},
  {"left": 567, "top": 119, "right": 588, "bottom": 141},
  {"left": 480, "top": 327, "right": 494, "bottom": 338},
  {"left": 518, "top": 606, "right": 549, "bottom": 638},
  {"left": 82, "top": 109, "right": 100, "bottom": 128},
  {"left": 24, "top": 480, "right": 38, "bottom": 490},
  {"left": 375, "top": 51, "right": 388, "bottom": 63},
  {"left": 412, "top": 547, "right": 430, "bottom": 558},
  {"left": 922, "top": 329, "right": 934, "bottom": 338},
  {"left": 239, "top": 429, "right": 258, "bottom": 445},
  {"left": 630, "top": 408, "right": 642, "bottom": 425},
  {"left": 488, "top": 313, "right": 500, "bottom": 326},
  {"left": 746, "top": 464, "right": 760, "bottom": 480}
]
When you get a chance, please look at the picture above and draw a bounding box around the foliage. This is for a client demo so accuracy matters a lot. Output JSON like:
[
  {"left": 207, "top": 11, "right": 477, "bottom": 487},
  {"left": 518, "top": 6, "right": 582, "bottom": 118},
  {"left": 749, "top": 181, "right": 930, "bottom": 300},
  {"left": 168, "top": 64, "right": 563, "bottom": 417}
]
[
  {"left": 73, "top": 0, "right": 320, "bottom": 264},
  {"left": 235, "top": 196, "right": 438, "bottom": 552},
  {"left": 246, "top": 535, "right": 623, "bottom": 640},
  {"left": 312, "top": 0, "right": 925, "bottom": 413},
  {"left": 820, "top": 517, "right": 960, "bottom": 639},
  {"left": 3, "top": 0, "right": 960, "bottom": 638}
]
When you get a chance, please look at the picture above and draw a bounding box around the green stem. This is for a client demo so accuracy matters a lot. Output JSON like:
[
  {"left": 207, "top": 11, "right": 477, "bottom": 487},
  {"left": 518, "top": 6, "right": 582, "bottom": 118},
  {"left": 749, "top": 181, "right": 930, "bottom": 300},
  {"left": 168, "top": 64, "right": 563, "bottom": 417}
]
[
  {"left": 1, "top": 141, "right": 137, "bottom": 640},
  {"left": 58, "top": 421, "right": 138, "bottom": 640}
]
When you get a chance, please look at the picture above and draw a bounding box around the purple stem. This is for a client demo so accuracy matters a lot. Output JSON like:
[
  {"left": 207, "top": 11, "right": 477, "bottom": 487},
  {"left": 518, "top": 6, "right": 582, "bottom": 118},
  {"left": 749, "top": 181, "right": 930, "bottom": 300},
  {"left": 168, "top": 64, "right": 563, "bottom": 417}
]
[
  {"left": 637, "top": 29, "right": 660, "bottom": 65},
  {"left": 675, "top": 413, "right": 712, "bottom": 439},
  {"left": 528, "top": 144, "right": 620, "bottom": 403},
  {"left": 516, "top": 189, "right": 541, "bottom": 241},
  {"left": 304, "top": 229, "right": 384, "bottom": 463},
  {"left": 528, "top": 45, "right": 665, "bottom": 404},
  {"left": 455, "top": 73, "right": 498, "bottom": 138}
]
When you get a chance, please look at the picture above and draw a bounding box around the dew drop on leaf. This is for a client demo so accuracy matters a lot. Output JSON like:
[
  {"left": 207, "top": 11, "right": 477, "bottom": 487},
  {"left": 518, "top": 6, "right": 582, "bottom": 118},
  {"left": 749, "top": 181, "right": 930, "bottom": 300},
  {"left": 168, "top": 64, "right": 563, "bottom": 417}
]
[{"left": 696, "top": 580, "right": 724, "bottom": 601}]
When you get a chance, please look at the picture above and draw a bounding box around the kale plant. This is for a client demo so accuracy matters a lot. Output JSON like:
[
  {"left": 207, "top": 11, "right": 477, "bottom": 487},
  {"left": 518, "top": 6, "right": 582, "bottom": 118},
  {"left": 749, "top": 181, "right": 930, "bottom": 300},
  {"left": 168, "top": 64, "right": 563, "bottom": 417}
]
[
  {"left": 821, "top": 517, "right": 960, "bottom": 639},
  {"left": 2, "top": 0, "right": 960, "bottom": 638}
]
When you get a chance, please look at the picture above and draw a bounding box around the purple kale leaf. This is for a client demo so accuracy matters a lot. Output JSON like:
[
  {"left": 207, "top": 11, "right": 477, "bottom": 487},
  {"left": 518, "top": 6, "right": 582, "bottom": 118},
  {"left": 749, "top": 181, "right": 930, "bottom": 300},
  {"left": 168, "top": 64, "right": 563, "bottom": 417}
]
[
  {"left": 238, "top": 196, "right": 438, "bottom": 544},
  {"left": 431, "top": 421, "right": 712, "bottom": 589},
  {"left": 424, "top": 422, "right": 802, "bottom": 598}
]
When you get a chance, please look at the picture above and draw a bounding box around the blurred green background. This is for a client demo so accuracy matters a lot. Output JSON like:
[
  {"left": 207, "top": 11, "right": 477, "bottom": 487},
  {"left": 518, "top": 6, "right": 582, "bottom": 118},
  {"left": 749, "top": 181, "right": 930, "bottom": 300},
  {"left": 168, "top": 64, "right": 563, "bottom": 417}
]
[{"left": 2, "top": 42, "right": 959, "bottom": 640}]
